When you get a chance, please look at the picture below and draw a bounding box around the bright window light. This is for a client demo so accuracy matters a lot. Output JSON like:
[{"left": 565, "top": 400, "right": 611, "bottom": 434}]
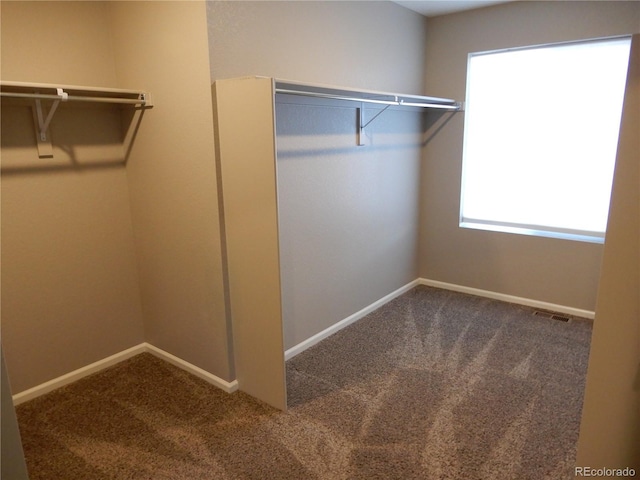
[{"left": 460, "top": 36, "right": 631, "bottom": 243}]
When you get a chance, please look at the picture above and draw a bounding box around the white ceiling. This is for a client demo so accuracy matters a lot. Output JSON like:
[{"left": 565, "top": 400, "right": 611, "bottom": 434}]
[{"left": 393, "top": 0, "right": 513, "bottom": 17}]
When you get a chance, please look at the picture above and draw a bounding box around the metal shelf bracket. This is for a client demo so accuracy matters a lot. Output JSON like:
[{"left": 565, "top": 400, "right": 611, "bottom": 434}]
[
  {"left": 31, "top": 88, "right": 67, "bottom": 157},
  {"left": 1, "top": 81, "right": 151, "bottom": 158},
  {"left": 358, "top": 103, "right": 393, "bottom": 146}
]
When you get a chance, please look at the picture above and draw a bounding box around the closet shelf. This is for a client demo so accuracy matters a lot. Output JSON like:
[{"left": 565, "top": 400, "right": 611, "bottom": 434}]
[
  {"left": 274, "top": 79, "right": 463, "bottom": 111},
  {"left": 0, "top": 81, "right": 152, "bottom": 158},
  {"left": 272, "top": 78, "right": 462, "bottom": 146},
  {"left": 0, "top": 81, "right": 152, "bottom": 106}
]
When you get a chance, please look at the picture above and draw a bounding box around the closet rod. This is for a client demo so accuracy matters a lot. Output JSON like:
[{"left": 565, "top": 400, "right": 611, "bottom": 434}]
[
  {"left": 0, "top": 91, "right": 148, "bottom": 105},
  {"left": 275, "top": 87, "right": 461, "bottom": 110}
]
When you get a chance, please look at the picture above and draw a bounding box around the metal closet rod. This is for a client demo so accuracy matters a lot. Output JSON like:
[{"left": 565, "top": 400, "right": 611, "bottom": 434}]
[
  {"left": 0, "top": 91, "right": 148, "bottom": 105},
  {"left": 275, "top": 87, "right": 462, "bottom": 110}
]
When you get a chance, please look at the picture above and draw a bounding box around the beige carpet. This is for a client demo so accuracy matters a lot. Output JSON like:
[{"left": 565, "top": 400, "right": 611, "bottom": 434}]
[{"left": 16, "top": 286, "right": 592, "bottom": 479}]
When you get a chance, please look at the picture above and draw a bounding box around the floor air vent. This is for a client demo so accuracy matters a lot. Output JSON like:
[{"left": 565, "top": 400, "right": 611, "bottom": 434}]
[{"left": 533, "top": 310, "right": 571, "bottom": 322}]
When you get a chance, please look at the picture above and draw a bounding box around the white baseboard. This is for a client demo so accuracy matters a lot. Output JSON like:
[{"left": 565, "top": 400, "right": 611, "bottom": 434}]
[
  {"left": 12, "top": 343, "right": 237, "bottom": 405},
  {"left": 418, "top": 278, "right": 595, "bottom": 319},
  {"left": 283, "top": 276, "right": 593, "bottom": 363},
  {"left": 285, "top": 279, "right": 421, "bottom": 360},
  {"left": 12, "top": 344, "right": 147, "bottom": 405},
  {"left": 145, "top": 343, "right": 238, "bottom": 393},
  {"left": 12, "top": 278, "right": 592, "bottom": 405}
]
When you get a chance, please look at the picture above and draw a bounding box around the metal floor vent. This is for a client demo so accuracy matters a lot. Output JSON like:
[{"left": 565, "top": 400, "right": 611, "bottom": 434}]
[{"left": 533, "top": 310, "right": 571, "bottom": 322}]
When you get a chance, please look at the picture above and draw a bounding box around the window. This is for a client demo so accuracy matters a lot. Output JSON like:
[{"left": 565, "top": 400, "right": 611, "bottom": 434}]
[{"left": 460, "top": 36, "right": 631, "bottom": 243}]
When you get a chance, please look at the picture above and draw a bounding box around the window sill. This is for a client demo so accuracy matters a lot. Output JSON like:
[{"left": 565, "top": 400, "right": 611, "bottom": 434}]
[{"left": 459, "top": 221, "right": 605, "bottom": 244}]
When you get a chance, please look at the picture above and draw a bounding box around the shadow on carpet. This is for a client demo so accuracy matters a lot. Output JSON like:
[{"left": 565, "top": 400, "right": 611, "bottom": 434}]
[{"left": 16, "top": 286, "right": 592, "bottom": 479}]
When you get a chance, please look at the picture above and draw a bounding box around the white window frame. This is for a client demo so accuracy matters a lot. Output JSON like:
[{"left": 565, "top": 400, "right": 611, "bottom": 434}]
[{"left": 459, "top": 36, "right": 632, "bottom": 244}]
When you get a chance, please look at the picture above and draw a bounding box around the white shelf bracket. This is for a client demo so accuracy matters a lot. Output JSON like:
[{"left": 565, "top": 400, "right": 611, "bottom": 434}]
[
  {"left": 357, "top": 103, "right": 366, "bottom": 146},
  {"left": 358, "top": 102, "right": 393, "bottom": 147},
  {"left": 32, "top": 88, "right": 67, "bottom": 157},
  {"left": 36, "top": 88, "right": 67, "bottom": 140},
  {"left": 1, "top": 81, "right": 151, "bottom": 159}
]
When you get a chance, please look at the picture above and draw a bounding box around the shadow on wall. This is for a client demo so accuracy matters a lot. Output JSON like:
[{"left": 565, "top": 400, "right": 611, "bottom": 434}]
[
  {"left": 276, "top": 99, "right": 430, "bottom": 158},
  {"left": 1, "top": 100, "right": 145, "bottom": 175},
  {"left": 423, "top": 110, "right": 458, "bottom": 147}
]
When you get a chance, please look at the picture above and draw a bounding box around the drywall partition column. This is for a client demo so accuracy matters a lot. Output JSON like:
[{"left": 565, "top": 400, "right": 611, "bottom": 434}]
[
  {"left": 576, "top": 33, "right": 640, "bottom": 469},
  {"left": 213, "top": 77, "right": 287, "bottom": 410}
]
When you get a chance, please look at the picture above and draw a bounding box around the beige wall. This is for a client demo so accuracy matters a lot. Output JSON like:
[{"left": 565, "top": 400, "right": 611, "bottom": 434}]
[
  {"left": 1, "top": 1, "right": 145, "bottom": 393},
  {"left": 576, "top": 33, "right": 640, "bottom": 470},
  {"left": 0, "top": 1, "right": 118, "bottom": 87},
  {"left": 276, "top": 101, "right": 423, "bottom": 349},
  {"left": 1, "top": 0, "right": 233, "bottom": 392},
  {"left": 207, "top": 0, "right": 427, "bottom": 94},
  {"left": 420, "top": 1, "right": 640, "bottom": 311},
  {"left": 109, "top": 1, "right": 232, "bottom": 380}
]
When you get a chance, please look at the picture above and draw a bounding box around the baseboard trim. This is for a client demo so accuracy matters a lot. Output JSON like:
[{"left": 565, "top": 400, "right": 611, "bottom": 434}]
[
  {"left": 144, "top": 343, "right": 238, "bottom": 393},
  {"left": 12, "top": 344, "right": 147, "bottom": 405},
  {"left": 12, "top": 343, "right": 238, "bottom": 405},
  {"left": 12, "top": 278, "right": 592, "bottom": 405},
  {"left": 418, "top": 278, "right": 596, "bottom": 319},
  {"left": 285, "top": 279, "right": 421, "bottom": 361}
]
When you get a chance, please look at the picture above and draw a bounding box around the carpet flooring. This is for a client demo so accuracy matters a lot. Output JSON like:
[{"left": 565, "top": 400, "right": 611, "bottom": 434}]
[{"left": 15, "top": 286, "right": 592, "bottom": 479}]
